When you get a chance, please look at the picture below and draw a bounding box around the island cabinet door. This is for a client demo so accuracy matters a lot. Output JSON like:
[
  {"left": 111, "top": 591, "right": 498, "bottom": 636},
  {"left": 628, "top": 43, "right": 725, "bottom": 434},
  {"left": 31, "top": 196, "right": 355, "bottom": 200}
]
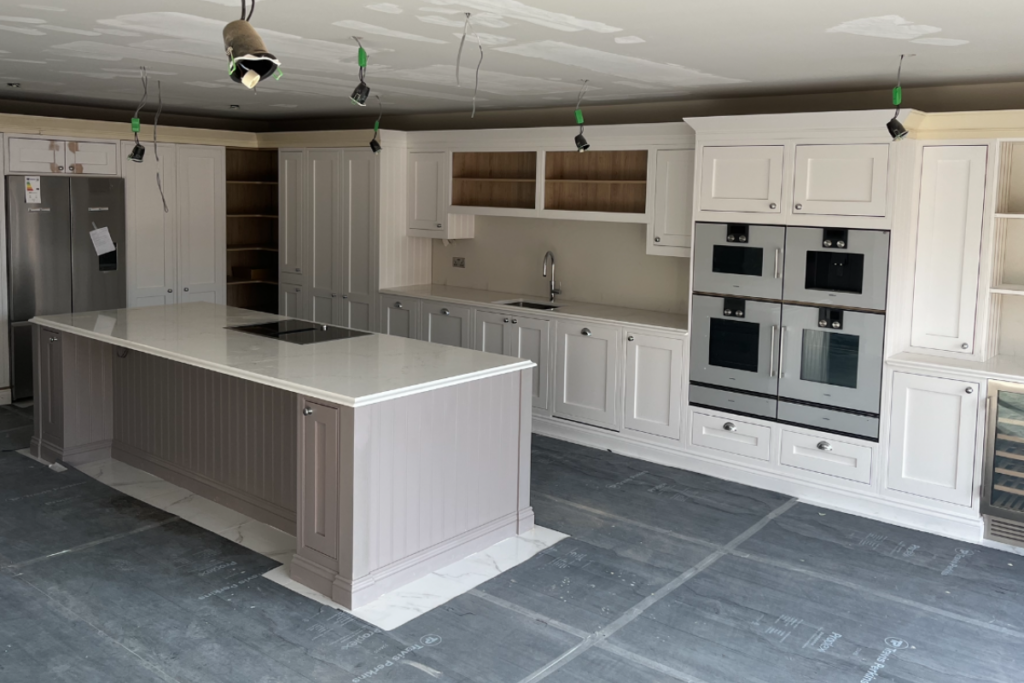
[
  {"left": 36, "top": 328, "right": 64, "bottom": 445},
  {"left": 421, "top": 302, "right": 472, "bottom": 348},
  {"left": 623, "top": 332, "right": 684, "bottom": 439},
  {"left": 298, "top": 399, "right": 340, "bottom": 564},
  {"left": 554, "top": 320, "right": 622, "bottom": 431},
  {"left": 379, "top": 296, "right": 419, "bottom": 338}
]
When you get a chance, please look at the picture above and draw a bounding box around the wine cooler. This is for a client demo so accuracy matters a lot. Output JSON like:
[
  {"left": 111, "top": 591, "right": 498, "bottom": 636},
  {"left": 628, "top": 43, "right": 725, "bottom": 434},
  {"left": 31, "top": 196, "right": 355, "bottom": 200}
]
[{"left": 983, "top": 380, "right": 1024, "bottom": 546}]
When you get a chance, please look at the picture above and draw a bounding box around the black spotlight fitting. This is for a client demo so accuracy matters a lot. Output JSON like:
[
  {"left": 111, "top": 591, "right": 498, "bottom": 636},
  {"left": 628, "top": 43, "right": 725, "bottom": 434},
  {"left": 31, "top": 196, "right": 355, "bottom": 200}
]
[
  {"left": 369, "top": 138, "right": 382, "bottom": 154},
  {"left": 351, "top": 81, "right": 370, "bottom": 107},
  {"left": 887, "top": 54, "right": 911, "bottom": 141},
  {"left": 886, "top": 117, "right": 908, "bottom": 141},
  {"left": 574, "top": 133, "right": 590, "bottom": 152},
  {"left": 128, "top": 143, "right": 146, "bottom": 163}
]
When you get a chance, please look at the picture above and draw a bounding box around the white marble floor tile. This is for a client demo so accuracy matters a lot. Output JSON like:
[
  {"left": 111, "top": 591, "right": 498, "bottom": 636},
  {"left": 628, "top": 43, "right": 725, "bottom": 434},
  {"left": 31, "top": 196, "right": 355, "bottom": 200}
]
[
  {"left": 216, "top": 519, "right": 296, "bottom": 559},
  {"left": 75, "top": 458, "right": 161, "bottom": 488}
]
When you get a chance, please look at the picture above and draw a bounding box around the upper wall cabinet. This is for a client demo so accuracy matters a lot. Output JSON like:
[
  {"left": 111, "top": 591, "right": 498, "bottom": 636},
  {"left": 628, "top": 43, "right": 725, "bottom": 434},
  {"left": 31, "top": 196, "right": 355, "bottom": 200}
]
[
  {"left": 699, "top": 145, "right": 784, "bottom": 215},
  {"left": 792, "top": 144, "right": 889, "bottom": 217},
  {"left": 8, "top": 137, "right": 118, "bottom": 175},
  {"left": 910, "top": 145, "right": 989, "bottom": 356},
  {"left": 407, "top": 151, "right": 475, "bottom": 240},
  {"left": 649, "top": 148, "right": 695, "bottom": 256}
]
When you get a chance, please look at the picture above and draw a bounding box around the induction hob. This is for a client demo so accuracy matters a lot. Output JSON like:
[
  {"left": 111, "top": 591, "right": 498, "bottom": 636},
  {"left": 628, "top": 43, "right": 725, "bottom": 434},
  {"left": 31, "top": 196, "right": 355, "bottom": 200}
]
[{"left": 228, "top": 319, "right": 372, "bottom": 345}]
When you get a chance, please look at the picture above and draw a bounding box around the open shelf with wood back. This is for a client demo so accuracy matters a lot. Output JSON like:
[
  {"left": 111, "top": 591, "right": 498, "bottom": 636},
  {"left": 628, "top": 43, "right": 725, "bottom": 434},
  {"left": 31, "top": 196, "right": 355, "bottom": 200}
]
[
  {"left": 452, "top": 151, "right": 538, "bottom": 209},
  {"left": 544, "top": 150, "right": 648, "bottom": 214},
  {"left": 226, "top": 148, "right": 279, "bottom": 314}
]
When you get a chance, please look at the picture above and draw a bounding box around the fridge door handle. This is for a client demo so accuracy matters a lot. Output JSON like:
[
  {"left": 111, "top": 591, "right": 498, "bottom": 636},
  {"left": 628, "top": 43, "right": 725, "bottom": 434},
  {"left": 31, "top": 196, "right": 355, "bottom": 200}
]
[
  {"left": 769, "top": 325, "right": 778, "bottom": 377},
  {"left": 28, "top": 208, "right": 51, "bottom": 213},
  {"left": 87, "top": 207, "right": 109, "bottom": 212}
]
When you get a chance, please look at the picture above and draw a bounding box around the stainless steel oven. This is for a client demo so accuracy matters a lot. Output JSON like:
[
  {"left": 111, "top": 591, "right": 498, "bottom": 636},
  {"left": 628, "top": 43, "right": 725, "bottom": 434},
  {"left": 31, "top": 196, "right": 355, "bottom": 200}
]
[
  {"left": 692, "top": 222, "right": 786, "bottom": 299},
  {"left": 783, "top": 226, "right": 890, "bottom": 311}
]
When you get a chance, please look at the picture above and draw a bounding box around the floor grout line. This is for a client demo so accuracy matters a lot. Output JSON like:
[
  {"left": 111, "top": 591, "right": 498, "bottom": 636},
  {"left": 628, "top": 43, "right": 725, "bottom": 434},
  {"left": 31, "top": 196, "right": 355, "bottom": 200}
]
[
  {"left": 2, "top": 518, "right": 178, "bottom": 571},
  {"left": 516, "top": 498, "right": 800, "bottom": 683},
  {"left": 597, "top": 641, "right": 714, "bottom": 683},
  {"left": 468, "top": 589, "right": 592, "bottom": 639},
  {"left": 731, "top": 546, "right": 1024, "bottom": 641}
]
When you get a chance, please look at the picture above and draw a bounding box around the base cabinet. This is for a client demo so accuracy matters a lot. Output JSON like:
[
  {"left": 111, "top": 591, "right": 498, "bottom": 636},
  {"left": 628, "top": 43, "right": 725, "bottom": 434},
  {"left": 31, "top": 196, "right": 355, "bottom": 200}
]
[
  {"left": 554, "top": 320, "right": 621, "bottom": 430},
  {"left": 280, "top": 283, "right": 305, "bottom": 319},
  {"left": 297, "top": 399, "right": 340, "bottom": 566},
  {"left": 475, "top": 310, "right": 552, "bottom": 411},
  {"left": 886, "top": 371, "right": 979, "bottom": 507},
  {"left": 380, "top": 296, "right": 420, "bottom": 338},
  {"left": 421, "top": 301, "right": 472, "bottom": 348},
  {"left": 623, "top": 332, "right": 683, "bottom": 439},
  {"left": 36, "top": 328, "right": 64, "bottom": 446}
]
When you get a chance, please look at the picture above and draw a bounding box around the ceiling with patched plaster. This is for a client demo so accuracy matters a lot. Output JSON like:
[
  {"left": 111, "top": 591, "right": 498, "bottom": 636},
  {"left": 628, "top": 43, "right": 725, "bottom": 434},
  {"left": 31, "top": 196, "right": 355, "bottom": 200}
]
[{"left": 0, "top": 0, "right": 1020, "bottom": 120}]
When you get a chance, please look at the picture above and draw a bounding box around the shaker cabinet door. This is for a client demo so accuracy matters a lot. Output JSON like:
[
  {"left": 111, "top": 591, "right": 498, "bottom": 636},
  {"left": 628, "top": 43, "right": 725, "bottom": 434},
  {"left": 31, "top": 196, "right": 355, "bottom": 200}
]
[
  {"left": 624, "top": 332, "right": 684, "bottom": 439},
  {"left": 422, "top": 301, "right": 472, "bottom": 348},
  {"left": 279, "top": 150, "right": 306, "bottom": 277},
  {"left": 176, "top": 145, "right": 226, "bottom": 304},
  {"left": 699, "top": 145, "right": 784, "bottom": 214},
  {"left": 298, "top": 399, "right": 340, "bottom": 564},
  {"left": 652, "top": 149, "right": 694, "bottom": 249},
  {"left": 408, "top": 152, "right": 446, "bottom": 233},
  {"left": 792, "top": 144, "right": 889, "bottom": 217},
  {"left": 380, "top": 296, "right": 419, "bottom": 338},
  {"left": 510, "top": 315, "right": 552, "bottom": 412},
  {"left": 554, "top": 320, "right": 621, "bottom": 430}
]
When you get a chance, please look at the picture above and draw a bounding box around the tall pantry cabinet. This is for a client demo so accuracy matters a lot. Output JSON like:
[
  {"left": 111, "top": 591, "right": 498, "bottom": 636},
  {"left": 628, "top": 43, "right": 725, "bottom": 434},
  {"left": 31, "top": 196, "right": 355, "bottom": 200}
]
[
  {"left": 278, "top": 148, "right": 378, "bottom": 330},
  {"left": 122, "top": 142, "right": 226, "bottom": 308}
]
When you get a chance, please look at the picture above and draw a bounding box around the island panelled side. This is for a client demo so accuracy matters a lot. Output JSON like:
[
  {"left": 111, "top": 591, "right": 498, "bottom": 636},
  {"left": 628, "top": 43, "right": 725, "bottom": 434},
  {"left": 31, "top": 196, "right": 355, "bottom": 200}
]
[{"left": 30, "top": 319, "right": 534, "bottom": 609}]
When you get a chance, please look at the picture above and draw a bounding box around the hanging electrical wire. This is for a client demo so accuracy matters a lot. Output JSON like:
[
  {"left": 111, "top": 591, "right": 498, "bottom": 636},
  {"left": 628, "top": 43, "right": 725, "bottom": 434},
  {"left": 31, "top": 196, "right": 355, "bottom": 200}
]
[
  {"left": 153, "top": 80, "right": 169, "bottom": 213},
  {"left": 351, "top": 37, "right": 371, "bottom": 105},
  {"left": 574, "top": 79, "right": 590, "bottom": 152},
  {"left": 455, "top": 13, "right": 484, "bottom": 118},
  {"left": 127, "top": 67, "right": 148, "bottom": 162},
  {"left": 886, "top": 54, "right": 911, "bottom": 140},
  {"left": 370, "top": 95, "right": 383, "bottom": 154}
]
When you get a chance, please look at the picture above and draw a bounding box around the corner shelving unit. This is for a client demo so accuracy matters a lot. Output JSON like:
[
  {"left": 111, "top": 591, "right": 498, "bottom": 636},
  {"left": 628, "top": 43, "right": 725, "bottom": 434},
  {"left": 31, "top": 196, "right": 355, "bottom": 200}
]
[
  {"left": 544, "top": 150, "right": 648, "bottom": 213},
  {"left": 452, "top": 151, "right": 537, "bottom": 209},
  {"left": 225, "top": 148, "right": 279, "bottom": 314}
]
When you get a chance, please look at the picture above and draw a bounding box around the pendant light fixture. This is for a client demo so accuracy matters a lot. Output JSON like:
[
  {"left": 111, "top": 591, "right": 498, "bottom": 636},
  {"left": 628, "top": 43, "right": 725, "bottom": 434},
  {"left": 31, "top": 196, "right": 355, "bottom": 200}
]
[
  {"left": 127, "top": 67, "right": 148, "bottom": 163},
  {"left": 351, "top": 38, "right": 370, "bottom": 106},
  {"left": 886, "top": 54, "right": 910, "bottom": 141},
  {"left": 574, "top": 80, "right": 590, "bottom": 152},
  {"left": 370, "top": 95, "right": 383, "bottom": 154},
  {"left": 224, "top": 0, "right": 281, "bottom": 90}
]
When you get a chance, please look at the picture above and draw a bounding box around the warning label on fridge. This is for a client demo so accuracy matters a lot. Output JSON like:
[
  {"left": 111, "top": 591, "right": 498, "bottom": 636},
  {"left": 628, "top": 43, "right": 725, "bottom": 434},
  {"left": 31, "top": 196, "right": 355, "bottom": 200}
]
[{"left": 25, "top": 176, "right": 40, "bottom": 204}]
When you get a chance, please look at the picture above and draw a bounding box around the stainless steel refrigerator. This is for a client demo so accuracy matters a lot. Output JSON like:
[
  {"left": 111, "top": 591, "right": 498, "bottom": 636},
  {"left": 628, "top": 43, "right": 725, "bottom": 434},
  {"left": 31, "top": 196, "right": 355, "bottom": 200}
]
[{"left": 5, "top": 176, "right": 126, "bottom": 400}]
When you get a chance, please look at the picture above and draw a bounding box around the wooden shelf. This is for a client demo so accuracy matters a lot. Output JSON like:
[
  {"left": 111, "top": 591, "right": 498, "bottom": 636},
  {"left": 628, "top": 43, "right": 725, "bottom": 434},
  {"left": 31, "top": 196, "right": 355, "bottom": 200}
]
[
  {"left": 452, "top": 151, "right": 537, "bottom": 209},
  {"left": 991, "top": 283, "right": 1024, "bottom": 295},
  {"left": 996, "top": 213, "right": 1024, "bottom": 219},
  {"left": 226, "top": 147, "right": 279, "bottom": 314},
  {"left": 546, "top": 179, "right": 647, "bottom": 185},
  {"left": 227, "top": 245, "right": 278, "bottom": 252},
  {"left": 227, "top": 279, "right": 279, "bottom": 286},
  {"left": 228, "top": 214, "right": 278, "bottom": 218},
  {"left": 227, "top": 180, "right": 278, "bottom": 185},
  {"left": 544, "top": 150, "right": 648, "bottom": 213},
  {"left": 454, "top": 177, "right": 535, "bottom": 183}
]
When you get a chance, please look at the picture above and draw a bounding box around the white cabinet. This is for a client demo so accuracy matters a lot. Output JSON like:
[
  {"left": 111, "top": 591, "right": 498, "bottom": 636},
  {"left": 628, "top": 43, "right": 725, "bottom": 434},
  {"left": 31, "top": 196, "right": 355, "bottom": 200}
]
[
  {"left": 792, "top": 144, "right": 889, "bottom": 217},
  {"left": 280, "top": 282, "right": 305, "bottom": 318},
  {"left": 175, "top": 145, "right": 226, "bottom": 304},
  {"left": 279, "top": 150, "right": 306, "bottom": 277},
  {"left": 8, "top": 137, "right": 118, "bottom": 175},
  {"left": 475, "top": 310, "right": 552, "bottom": 411},
  {"left": 698, "top": 145, "right": 784, "bottom": 214},
  {"left": 910, "top": 146, "right": 988, "bottom": 355},
  {"left": 122, "top": 141, "right": 177, "bottom": 308},
  {"left": 123, "top": 142, "right": 225, "bottom": 308},
  {"left": 422, "top": 301, "right": 473, "bottom": 348},
  {"left": 380, "top": 295, "right": 420, "bottom": 338},
  {"left": 623, "top": 331, "right": 683, "bottom": 439},
  {"left": 780, "top": 428, "right": 872, "bottom": 484},
  {"left": 554, "top": 320, "right": 621, "bottom": 430},
  {"left": 886, "top": 372, "right": 979, "bottom": 507},
  {"left": 690, "top": 410, "right": 771, "bottom": 462},
  {"left": 649, "top": 148, "right": 694, "bottom": 256},
  {"left": 407, "top": 151, "right": 474, "bottom": 239}
]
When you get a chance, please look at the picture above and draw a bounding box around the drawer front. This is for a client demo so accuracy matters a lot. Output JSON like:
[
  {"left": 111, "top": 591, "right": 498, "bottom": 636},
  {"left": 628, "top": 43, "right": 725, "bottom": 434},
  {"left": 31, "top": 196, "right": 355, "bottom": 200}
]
[
  {"left": 690, "top": 410, "right": 771, "bottom": 461},
  {"left": 780, "top": 430, "right": 872, "bottom": 484}
]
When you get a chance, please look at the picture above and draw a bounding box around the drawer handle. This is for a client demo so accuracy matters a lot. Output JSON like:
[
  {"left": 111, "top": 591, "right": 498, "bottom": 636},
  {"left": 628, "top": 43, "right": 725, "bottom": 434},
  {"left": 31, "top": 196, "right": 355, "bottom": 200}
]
[
  {"left": 817, "top": 441, "right": 833, "bottom": 452},
  {"left": 965, "top": 387, "right": 974, "bottom": 394},
  {"left": 394, "top": 301, "right": 403, "bottom": 309},
  {"left": 49, "top": 337, "right": 58, "bottom": 343},
  {"left": 441, "top": 308, "right": 450, "bottom": 316},
  {"left": 582, "top": 328, "right": 592, "bottom": 337},
  {"left": 723, "top": 422, "right": 737, "bottom": 433},
  {"left": 303, "top": 407, "right": 314, "bottom": 416}
]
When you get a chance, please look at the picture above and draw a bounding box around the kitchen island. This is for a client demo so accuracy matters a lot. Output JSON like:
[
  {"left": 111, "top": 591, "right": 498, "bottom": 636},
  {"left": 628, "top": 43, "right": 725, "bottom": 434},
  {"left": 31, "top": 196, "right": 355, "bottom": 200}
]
[{"left": 29, "top": 303, "right": 535, "bottom": 609}]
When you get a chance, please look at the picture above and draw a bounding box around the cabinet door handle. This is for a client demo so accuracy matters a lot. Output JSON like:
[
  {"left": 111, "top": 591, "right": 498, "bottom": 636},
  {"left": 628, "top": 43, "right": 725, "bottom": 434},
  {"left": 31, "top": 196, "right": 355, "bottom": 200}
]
[
  {"left": 49, "top": 337, "right": 58, "bottom": 343},
  {"left": 966, "top": 387, "right": 975, "bottom": 394},
  {"left": 294, "top": 287, "right": 300, "bottom": 293},
  {"left": 28, "top": 208, "right": 51, "bottom": 213},
  {"left": 183, "top": 287, "right": 189, "bottom": 292},
  {"left": 342, "top": 294, "right": 348, "bottom": 299},
  {"left": 817, "top": 441, "right": 833, "bottom": 452},
  {"left": 503, "top": 318, "right": 510, "bottom": 323},
  {"left": 394, "top": 301, "right": 403, "bottom": 309},
  {"left": 794, "top": 203, "right": 803, "bottom": 210},
  {"left": 723, "top": 422, "right": 737, "bottom": 432},
  {"left": 441, "top": 308, "right": 450, "bottom": 316},
  {"left": 512, "top": 318, "right": 518, "bottom": 324},
  {"left": 167, "top": 289, "right": 173, "bottom": 293},
  {"left": 436, "top": 223, "right": 443, "bottom": 229},
  {"left": 581, "top": 328, "right": 592, "bottom": 337},
  {"left": 769, "top": 202, "right": 777, "bottom": 210},
  {"left": 961, "top": 343, "right": 969, "bottom": 350},
  {"left": 654, "top": 237, "right": 661, "bottom": 243},
  {"left": 302, "top": 407, "right": 313, "bottom": 416},
  {"left": 627, "top": 335, "right": 635, "bottom": 342}
]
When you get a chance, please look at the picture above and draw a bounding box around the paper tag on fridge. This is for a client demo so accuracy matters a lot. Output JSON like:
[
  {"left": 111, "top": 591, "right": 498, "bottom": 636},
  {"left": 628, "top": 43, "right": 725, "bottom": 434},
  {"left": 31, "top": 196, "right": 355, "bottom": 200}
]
[
  {"left": 89, "top": 227, "right": 116, "bottom": 256},
  {"left": 25, "top": 176, "right": 40, "bottom": 204}
]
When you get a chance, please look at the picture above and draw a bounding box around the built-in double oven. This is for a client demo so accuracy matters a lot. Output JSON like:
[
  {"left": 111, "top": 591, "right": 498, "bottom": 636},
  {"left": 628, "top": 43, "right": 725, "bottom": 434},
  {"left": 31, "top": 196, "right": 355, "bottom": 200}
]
[{"left": 689, "top": 222, "right": 890, "bottom": 440}]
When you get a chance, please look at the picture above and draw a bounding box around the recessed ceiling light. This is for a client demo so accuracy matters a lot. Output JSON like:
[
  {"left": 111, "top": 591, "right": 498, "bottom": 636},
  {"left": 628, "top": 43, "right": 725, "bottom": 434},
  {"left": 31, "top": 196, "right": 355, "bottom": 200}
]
[
  {"left": 230, "top": 104, "right": 241, "bottom": 109},
  {"left": 7, "top": 82, "right": 20, "bottom": 88}
]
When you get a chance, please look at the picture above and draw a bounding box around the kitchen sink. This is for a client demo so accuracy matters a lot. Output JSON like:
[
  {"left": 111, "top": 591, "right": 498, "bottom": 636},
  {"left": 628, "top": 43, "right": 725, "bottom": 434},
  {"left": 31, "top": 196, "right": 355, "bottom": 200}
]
[{"left": 499, "top": 300, "right": 561, "bottom": 311}]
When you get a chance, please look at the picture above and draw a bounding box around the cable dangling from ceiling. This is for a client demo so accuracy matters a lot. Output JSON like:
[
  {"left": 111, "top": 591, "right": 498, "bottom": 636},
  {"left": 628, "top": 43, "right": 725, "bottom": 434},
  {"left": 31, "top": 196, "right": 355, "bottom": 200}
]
[
  {"left": 574, "top": 79, "right": 590, "bottom": 152},
  {"left": 370, "top": 94, "right": 383, "bottom": 154},
  {"left": 153, "top": 80, "right": 169, "bottom": 213},
  {"left": 127, "top": 66, "right": 148, "bottom": 162},
  {"left": 456, "top": 13, "right": 483, "bottom": 118}
]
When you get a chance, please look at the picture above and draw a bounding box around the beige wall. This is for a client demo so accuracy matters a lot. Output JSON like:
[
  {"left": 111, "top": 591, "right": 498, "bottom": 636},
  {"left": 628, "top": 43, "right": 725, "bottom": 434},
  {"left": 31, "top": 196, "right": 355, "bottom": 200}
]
[{"left": 431, "top": 216, "right": 690, "bottom": 314}]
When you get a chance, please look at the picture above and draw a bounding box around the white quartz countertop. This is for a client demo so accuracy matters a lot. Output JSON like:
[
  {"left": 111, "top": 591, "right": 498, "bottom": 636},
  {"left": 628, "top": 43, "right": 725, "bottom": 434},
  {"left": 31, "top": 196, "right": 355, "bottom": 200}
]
[
  {"left": 31, "top": 303, "right": 533, "bottom": 408},
  {"left": 380, "top": 284, "right": 688, "bottom": 332}
]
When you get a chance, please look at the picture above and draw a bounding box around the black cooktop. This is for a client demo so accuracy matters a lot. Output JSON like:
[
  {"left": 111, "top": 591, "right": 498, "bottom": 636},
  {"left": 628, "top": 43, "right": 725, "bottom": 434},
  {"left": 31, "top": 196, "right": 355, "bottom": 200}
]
[{"left": 228, "top": 319, "right": 373, "bottom": 345}]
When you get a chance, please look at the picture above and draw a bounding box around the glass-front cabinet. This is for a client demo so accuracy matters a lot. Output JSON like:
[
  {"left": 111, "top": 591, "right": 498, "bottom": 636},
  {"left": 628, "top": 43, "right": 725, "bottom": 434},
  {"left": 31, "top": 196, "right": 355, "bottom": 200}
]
[{"left": 984, "top": 380, "right": 1024, "bottom": 520}]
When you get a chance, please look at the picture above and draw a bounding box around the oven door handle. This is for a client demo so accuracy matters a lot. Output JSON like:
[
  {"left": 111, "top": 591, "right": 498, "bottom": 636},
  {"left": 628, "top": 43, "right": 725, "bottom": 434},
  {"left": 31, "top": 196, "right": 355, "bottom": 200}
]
[
  {"left": 769, "top": 325, "right": 778, "bottom": 377},
  {"left": 778, "top": 326, "right": 786, "bottom": 377},
  {"left": 774, "top": 248, "right": 782, "bottom": 279}
]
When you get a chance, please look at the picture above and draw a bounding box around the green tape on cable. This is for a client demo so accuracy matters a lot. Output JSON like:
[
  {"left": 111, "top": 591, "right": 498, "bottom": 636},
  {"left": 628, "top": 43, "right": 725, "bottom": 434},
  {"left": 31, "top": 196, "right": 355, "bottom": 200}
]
[
  {"left": 575, "top": 109, "right": 584, "bottom": 125},
  {"left": 358, "top": 47, "right": 367, "bottom": 68},
  {"left": 131, "top": 117, "right": 140, "bottom": 133},
  {"left": 892, "top": 86, "right": 902, "bottom": 107},
  {"left": 374, "top": 120, "right": 380, "bottom": 132}
]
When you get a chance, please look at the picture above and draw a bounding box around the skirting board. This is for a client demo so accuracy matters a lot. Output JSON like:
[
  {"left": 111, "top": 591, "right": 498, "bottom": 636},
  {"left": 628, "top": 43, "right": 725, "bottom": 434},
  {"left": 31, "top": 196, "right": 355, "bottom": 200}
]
[
  {"left": 533, "top": 416, "right": 987, "bottom": 545},
  {"left": 113, "top": 443, "right": 296, "bottom": 535}
]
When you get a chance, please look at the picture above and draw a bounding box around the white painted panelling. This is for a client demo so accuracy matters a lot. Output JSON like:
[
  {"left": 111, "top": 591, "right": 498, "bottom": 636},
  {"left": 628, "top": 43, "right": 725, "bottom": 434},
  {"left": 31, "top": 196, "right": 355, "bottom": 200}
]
[
  {"left": 175, "top": 145, "right": 225, "bottom": 304},
  {"left": 0, "top": 132, "right": 7, "bottom": 393},
  {"left": 122, "top": 140, "right": 177, "bottom": 308},
  {"left": 8, "top": 137, "right": 66, "bottom": 173},
  {"left": 66, "top": 141, "right": 119, "bottom": 175},
  {"left": 378, "top": 145, "right": 431, "bottom": 291},
  {"left": 699, "top": 145, "right": 784, "bottom": 214},
  {"left": 650, "top": 148, "right": 694, "bottom": 253},
  {"left": 554, "top": 320, "right": 621, "bottom": 430},
  {"left": 887, "top": 372, "right": 979, "bottom": 507},
  {"left": 911, "top": 146, "right": 988, "bottom": 354},
  {"left": 780, "top": 429, "right": 872, "bottom": 484},
  {"left": 690, "top": 410, "right": 771, "bottom": 462},
  {"left": 623, "top": 332, "right": 683, "bottom": 439},
  {"left": 792, "top": 144, "right": 889, "bottom": 217}
]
